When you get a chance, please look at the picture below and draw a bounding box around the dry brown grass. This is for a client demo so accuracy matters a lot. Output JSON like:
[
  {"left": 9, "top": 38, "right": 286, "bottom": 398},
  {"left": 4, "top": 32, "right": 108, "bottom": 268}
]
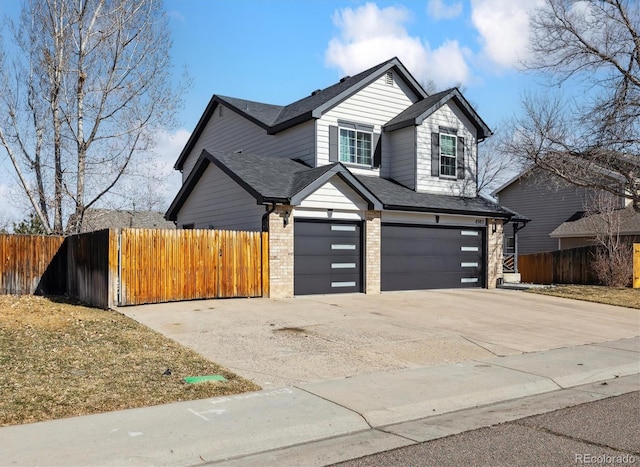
[
  {"left": 0, "top": 295, "right": 260, "bottom": 427},
  {"left": 527, "top": 285, "right": 640, "bottom": 309}
]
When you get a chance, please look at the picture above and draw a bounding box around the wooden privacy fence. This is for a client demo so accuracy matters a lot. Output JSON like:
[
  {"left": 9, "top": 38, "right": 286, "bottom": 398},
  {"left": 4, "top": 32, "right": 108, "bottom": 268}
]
[
  {"left": 118, "top": 229, "right": 268, "bottom": 305},
  {"left": 0, "top": 229, "right": 268, "bottom": 308},
  {"left": 518, "top": 246, "right": 601, "bottom": 285},
  {"left": 0, "top": 234, "right": 65, "bottom": 295}
]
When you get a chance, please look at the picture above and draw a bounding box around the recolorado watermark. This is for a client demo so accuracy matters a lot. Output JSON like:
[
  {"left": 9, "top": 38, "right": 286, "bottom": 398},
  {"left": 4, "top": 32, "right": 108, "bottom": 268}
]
[{"left": 576, "top": 453, "right": 636, "bottom": 464}]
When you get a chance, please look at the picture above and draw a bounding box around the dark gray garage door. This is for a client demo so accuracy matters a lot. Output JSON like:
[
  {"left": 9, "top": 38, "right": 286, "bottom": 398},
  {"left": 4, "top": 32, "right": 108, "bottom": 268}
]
[
  {"left": 294, "top": 220, "right": 362, "bottom": 295},
  {"left": 382, "top": 224, "right": 484, "bottom": 291}
]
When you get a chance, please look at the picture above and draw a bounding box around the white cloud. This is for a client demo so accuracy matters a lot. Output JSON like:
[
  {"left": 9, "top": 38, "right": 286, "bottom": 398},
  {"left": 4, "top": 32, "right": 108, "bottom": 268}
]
[
  {"left": 0, "top": 181, "right": 20, "bottom": 223},
  {"left": 151, "top": 127, "right": 191, "bottom": 207},
  {"left": 471, "top": 0, "right": 544, "bottom": 69},
  {"left": 325, "top": 3, "right": 471, "bottom": 89},
  {"left": 427, "top": 0, "right": 463, "bottom": 20}
]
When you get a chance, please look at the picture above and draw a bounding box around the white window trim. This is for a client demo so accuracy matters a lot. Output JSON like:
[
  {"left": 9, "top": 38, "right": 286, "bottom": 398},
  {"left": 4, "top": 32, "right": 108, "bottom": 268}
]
[
  {"left": 439, "top": 133, "right": 457, "bottom": 179},
  {"left": 339, "top": 125, "right": 373, "bottom": 167}
]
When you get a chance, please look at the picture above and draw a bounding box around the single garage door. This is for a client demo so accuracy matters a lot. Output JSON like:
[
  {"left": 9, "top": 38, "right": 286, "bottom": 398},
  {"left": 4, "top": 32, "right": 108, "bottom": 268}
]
[
  {"left": 294, "top": 219, "right": 362, "bottom": 295},
  {"left": 382, "top": 224, "right": 484, "bottom": 291}
]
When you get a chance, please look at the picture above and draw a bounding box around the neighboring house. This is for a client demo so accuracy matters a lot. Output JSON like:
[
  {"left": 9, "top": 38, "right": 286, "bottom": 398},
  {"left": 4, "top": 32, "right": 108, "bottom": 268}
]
[
  {"left": 493, "top": 169, "right": 605, "bottom": 255},
  {"left": 493, "top": 164, "right": 632, "bottom": 255},
  {"left": 166, "top": 57, "right": 513, "bottom": 297},
  {"left": 73, "top": 208, "right": 176, "bottom": 233},
  {"left": 550, "top": 204, "right": 640, "bottom": 249}
]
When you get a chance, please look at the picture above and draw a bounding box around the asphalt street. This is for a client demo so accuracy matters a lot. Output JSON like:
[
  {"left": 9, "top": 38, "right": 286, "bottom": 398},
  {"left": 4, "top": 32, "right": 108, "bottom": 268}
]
[{"left": 332, "top": 391, "right": 640, "bottom": 467}]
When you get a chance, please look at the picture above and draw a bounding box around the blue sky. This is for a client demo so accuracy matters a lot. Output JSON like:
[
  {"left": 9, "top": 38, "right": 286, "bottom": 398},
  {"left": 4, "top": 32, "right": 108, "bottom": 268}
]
[
  {"left": 0, "top": 0, "right": 546, "bottom": 220},
  {"left": 166, "top": 0, "right": 541, "bottom": 131}
]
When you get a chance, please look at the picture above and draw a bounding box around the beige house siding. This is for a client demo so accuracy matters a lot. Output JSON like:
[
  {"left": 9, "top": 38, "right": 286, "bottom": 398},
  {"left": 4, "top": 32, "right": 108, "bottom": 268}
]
[
  {"left": 268, "top": 205, "right": 294, "bottom": 298},
  {"left": 487, "top": 218, "right": 504, "bottom": 288},
  {"left": 364, "top": 210, "right": 381, "bottom": 294}
]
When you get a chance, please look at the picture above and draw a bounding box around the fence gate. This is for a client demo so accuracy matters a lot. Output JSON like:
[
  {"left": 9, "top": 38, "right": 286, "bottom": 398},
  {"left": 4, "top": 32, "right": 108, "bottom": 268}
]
[{"left": 116, "top": 229, "right": 268, "bottom": 306}]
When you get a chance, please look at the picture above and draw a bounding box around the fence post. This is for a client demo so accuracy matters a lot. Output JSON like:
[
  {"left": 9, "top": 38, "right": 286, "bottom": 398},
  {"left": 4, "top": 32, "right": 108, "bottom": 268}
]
[{"left": 634, "top": 243, "right": 640, "bottom": 289}]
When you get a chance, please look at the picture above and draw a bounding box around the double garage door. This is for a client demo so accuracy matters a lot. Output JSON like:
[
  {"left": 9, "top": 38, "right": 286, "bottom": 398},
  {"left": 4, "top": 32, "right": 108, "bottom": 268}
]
[
  {"left": 293, "top": 220, "right": 485, "bottom": 295},
  {"left": 381, "top": 224, "right": 485, "bottom": 291}
]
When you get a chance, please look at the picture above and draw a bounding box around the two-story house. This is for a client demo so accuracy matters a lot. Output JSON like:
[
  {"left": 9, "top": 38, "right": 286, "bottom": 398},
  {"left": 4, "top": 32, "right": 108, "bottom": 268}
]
[{"left": 166, "top": 57, "right": 513, "bottom": 297}]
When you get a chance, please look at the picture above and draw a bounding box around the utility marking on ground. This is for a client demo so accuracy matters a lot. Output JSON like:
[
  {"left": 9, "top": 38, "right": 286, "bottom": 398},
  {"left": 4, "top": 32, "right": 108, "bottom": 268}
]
[
  {"left": 188, "top": 388, "right": 294, "bottom": 421},
  {"left": 188, "top": 408, "right": 227, "bottom": 421}
]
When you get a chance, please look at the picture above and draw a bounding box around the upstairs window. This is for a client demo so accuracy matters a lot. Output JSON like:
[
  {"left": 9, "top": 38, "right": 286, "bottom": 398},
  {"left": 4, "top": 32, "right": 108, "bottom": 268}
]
[
  {"left": 339, "top": 126, "right": 372, "bottom": 166},
  {"left": 431, "top": 127, "right": 465, "bottom": 180},
  {"left": 440, "top": 134, "right": 457, "bottom": 178}
]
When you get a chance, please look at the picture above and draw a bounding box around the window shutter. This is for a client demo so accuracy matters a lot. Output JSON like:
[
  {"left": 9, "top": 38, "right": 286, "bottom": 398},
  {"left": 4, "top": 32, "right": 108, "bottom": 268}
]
[
  {"left": 457, "top": 136, "right": 465, "bottom": 179},
  {"left": 373, "top": 133, "right": 381, "bottom": 168},
  {"left": 431, "top": 132, "right": 440, "bottom": 177},
  {"left": 329, "top": 125, "right": 338, "bottom": 162}
]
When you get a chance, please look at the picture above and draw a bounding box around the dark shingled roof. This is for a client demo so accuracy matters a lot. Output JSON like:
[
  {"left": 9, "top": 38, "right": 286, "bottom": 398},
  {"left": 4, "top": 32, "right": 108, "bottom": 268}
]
[
  {"left": 209, "top": 151, "right": 307, "bottom": 200},
  {"left": 166, "top": 151, "right": 513, "bottom": 221},
  {"left": 384, "top": 88, "right": 492, "bottom": 140},
  {"left": 216, "top": 96, "right": 283, "bottom": 127},
  {"left": 174, "top": 57, "right": 428, "bottom": 170},
  {"left": 354, "top": 175, "right": 512, "bottom": 218}
]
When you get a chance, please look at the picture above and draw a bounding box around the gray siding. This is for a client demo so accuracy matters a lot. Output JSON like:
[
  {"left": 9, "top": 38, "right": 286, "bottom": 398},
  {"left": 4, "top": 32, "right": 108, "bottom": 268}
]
[
  {"left": 416, "top": 103, "right": 477, "bottom": 197},
  {"left": 182, "top": 106, "right": 315, "bottom": 182},
  {"left": 387, "top": 126, "right": 415, "bottom": 189},
  {"left": 177, "top": 164, "right": 264, "bottom": 231},
  {"left": 497, "top": 174, "right": 593, "bottom": 254},
  {"left": 317, "top": 70, "right": 418, "bottom": 175}
]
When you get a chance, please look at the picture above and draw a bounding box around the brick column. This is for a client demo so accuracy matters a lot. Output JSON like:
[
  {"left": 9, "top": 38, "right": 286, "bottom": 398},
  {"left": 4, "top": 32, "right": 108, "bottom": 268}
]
[
  {"left": 487, "top": 218, "right": 504, "bottom": 288},
  {"left": 364, "top": 210, "right": 381, "bottom": 294},
  {"left": 268, "top": 205, "right": 294, "bottom": 298}
]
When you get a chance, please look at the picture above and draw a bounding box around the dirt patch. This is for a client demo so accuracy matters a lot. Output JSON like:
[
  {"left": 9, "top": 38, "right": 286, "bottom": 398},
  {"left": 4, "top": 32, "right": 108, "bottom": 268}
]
[
  {"left": 0, "top": 295, "right": 260, "bottom": 427},
  {"left": 527, "top": 285, "right": 640, "bottom": 309}
]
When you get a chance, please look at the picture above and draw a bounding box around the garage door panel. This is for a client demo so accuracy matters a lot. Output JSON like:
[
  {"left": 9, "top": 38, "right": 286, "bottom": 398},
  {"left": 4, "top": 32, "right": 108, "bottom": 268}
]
[
  {"left": 382, "top": 224, "right": 484, "bottom": 291},
  {"left": 385, "top": 272, "right": 481, "bottom": 291},
  {"left": 294, "top": 237, "right": 360, "bottom": 256},
  {"left": 294, "top": 255, "right": 360, "bottom": 275},
  {"left": 383, "top": 256, "right": 482, "bottom": 274},
  {"left": 294, "top": 220, "right": 362, "bottom": 295}
]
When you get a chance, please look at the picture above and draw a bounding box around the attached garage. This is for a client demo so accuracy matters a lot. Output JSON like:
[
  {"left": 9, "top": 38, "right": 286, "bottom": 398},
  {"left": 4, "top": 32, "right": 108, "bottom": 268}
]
[
  {"left": 381, "top": 224, "right": 485, "bottom": 291},
  {"left": 294, "top": 219, "right": 363, "bottom": 295}
]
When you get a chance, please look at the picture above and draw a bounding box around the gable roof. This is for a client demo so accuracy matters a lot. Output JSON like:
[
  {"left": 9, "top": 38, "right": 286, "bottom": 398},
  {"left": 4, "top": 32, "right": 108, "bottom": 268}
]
[
  {"left": 165, "top": 151, "right": 383, "bottom": 221},
  {"left": 550, "top": 204, "right": 640, "bottom": 238},
  {"left": 74, "top": 208, "right": 176, "bottom": 232},
  {"left": 354, "top": 175, "right": 512, "bottom": 218},
  {"left": 492, "top": 153, "right": 635, "bottom": 197},
  {"left": 384, "top": 88, "right": 492, "bottom": 140},
  {"left": 166, "top": 151, "right": 512, "bottom": 222},
  {"left": 174, "top": 57, "right": 428, "bottom": 171}
]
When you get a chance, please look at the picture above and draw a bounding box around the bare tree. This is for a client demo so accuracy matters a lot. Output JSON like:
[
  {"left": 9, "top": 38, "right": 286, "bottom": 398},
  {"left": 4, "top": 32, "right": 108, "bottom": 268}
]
[
  {"left": 501, "top": 0, "right": 640, "bottom": 211},
  {"left": 585, "top": 192, "right": 633, "bottom": 287},
  {"left": 476, "top": 133, "right": 518, "bottom": 196},
  {"left": 0, "top": 0, "right": 185, "bottom": 234}
]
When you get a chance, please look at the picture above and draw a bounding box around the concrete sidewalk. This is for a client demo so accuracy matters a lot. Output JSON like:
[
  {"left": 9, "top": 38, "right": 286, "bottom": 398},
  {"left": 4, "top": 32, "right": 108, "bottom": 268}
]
[{"left": 1, "top": 337, "right": 638, "bottom": 466}]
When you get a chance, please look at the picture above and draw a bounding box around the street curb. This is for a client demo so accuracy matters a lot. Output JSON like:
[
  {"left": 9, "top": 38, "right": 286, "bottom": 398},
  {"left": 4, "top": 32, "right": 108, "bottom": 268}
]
[{"left": 217, "top": 374, "right": 639, "bottom": 466}]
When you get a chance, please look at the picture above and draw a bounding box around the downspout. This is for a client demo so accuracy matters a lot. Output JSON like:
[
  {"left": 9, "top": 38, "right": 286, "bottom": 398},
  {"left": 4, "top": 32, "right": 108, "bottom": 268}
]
[
  {"left": 262, "top": 202, "right": 277, "bottom": 233},
  {"left": 261, "top": 202, "right": 277, "bottom": 298}
]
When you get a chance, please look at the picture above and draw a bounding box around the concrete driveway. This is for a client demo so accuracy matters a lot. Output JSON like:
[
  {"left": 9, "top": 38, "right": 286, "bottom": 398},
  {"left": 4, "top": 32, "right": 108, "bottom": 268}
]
[{"left": 117, "top": 289, "right": 639, "bottom": 388}]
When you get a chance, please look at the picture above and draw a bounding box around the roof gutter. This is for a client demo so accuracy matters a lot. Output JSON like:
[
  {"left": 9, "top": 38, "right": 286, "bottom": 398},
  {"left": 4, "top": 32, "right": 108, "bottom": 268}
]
[{"left": 383, "top": 204, "right": 513, "bottom": 219}]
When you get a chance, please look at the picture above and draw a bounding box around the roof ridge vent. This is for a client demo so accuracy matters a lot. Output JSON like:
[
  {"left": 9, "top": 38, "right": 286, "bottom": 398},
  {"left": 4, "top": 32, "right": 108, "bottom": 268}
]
[
  {"left": 311, "top": 89, "right": 322, "bottom": 96},
  {"left": 340, "top": 76, "right": 351, "bottom": 83}
]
